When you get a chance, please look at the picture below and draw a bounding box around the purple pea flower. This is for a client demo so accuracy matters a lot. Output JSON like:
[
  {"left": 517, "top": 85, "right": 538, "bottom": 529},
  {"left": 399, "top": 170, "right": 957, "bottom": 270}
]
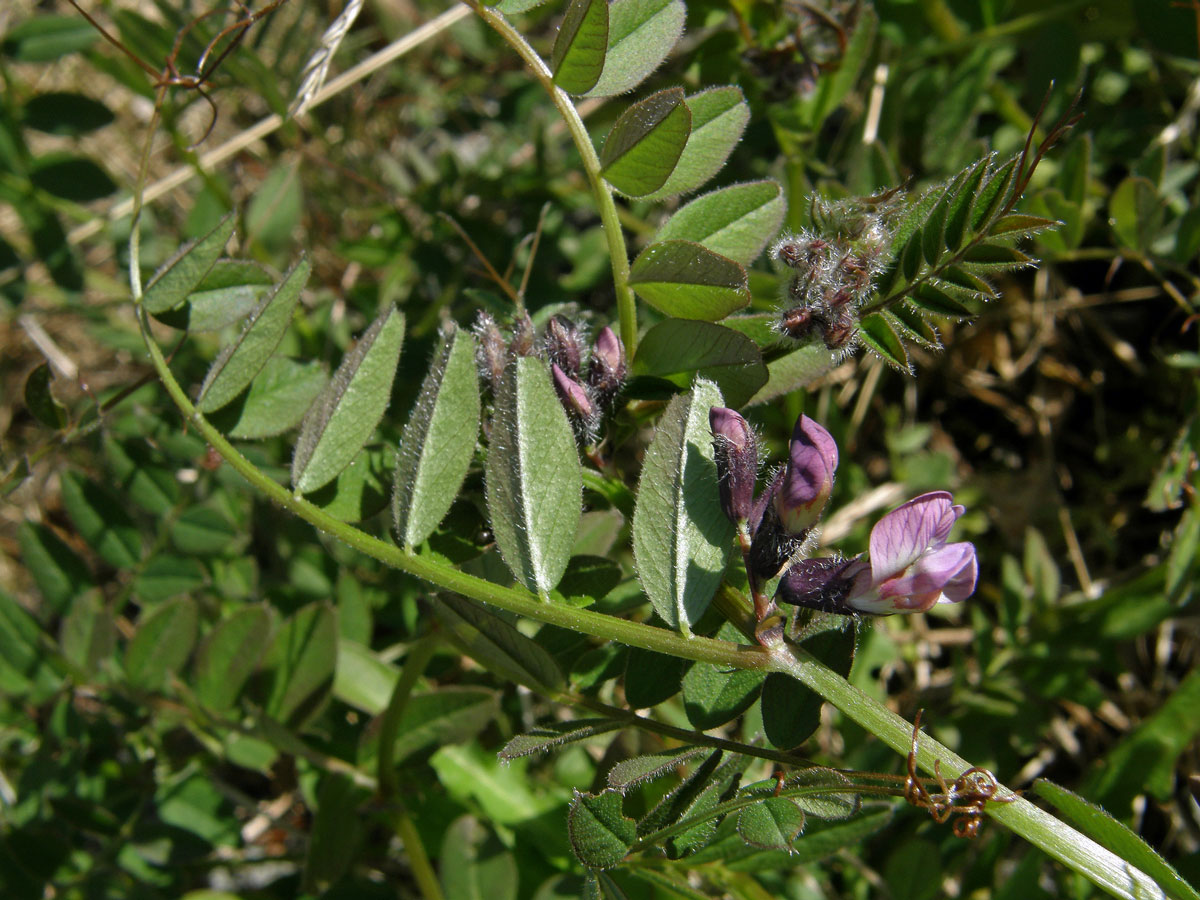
[
  {"left": 710, "top": 407, "right": 757, "bottom": 526},
  {"left": 774, "top": 415, "right": 839, "bottom": 534},
  {"left": 776, "top": 491, "right": 977, "bottom": 615}
]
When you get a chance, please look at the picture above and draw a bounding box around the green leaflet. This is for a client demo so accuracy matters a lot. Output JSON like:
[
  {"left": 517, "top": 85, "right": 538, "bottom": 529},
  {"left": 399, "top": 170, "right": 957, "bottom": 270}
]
[
  {"left": 568, "top": 790, "right": 637, "bottom": 870},
  {"left": 633, "top": 318, "right": 767, "bottom": 408},
  {"left": 156, "top": 259, "right": 275, "bottom": 333},
  {"left": 434, "top": 594, "right": 564, "bottom": 693},
  {"left": 142, "top": 212, "right": 235, "bottom": 314},
  {"left": 124, "top": 597, "right": 198, "bottom": 691},
  {"left": 292, "top": 304, "right": 405, "bottom": 495},
  {"left": 305, "top": 444, "right": 391, "bottom": 523},
  {"left": 736, "top": 796, "right": 805, "bottom": 852},
  {"left": 485, "top": 355, "right": 581, "bottom": 597},
  {"left": 24, "top": 362, "right": 66, "bottom": 429},
  {"left": 261, "top": 602, "right": 338, "bottom": 730},
  {"left": 193, "top": 604, "right": 273, "bottom": 713},
  {"left": 552, "top": 0, "right": 608, "bottom": 96},
  {"left": 600, "top": 88, "right": 691, "bottom": 198},
  {"left": 393, "top": 323, "right": 481, "bottom": 550},
  {"left": 585, "top": 0, "right": 685, "bottom": 98},
  {"left": 132, "top": 555, "right": 207, "bottom": 603},
  {"left": 681, "top": 624, "right": 764, "bottom": 729},
  {"left": 440, "top": 816, "right": 518, "bottom": 900},
  {"left": 17, "top": 521, "right": 93, "bottom": 613},
  {"left": 654, "top": 180, "right": 786, "bottom": 265},
  {"left": 857, "top": 313, "right": 911, "bottom": 373},
  {"left": 629, "top": 240, "right": 750, "bottom": 321},
  {"left": 215, "top": 357, "right": 328, "bottom": 440},
  {"left": 606, "top": 746, "right": 706, "bottom": 791},
  {"left": 60, "top": 593, "right": 116, "bottom": 678},
  {"left": 196, "top": 257, "right": 310, "bottom": 413},
  {"left": 631, "top": 379, "right": 733, "bottom": 634},
  {"left": 643, "top": 86, "right": 750, "bottom": 201},
  {"left": 1034, "top": 780, "right": 1199, "bottom": 900},
  {"left": 59, "top": 470, "right": 142, "bottom": 570},
  {"left": 500, "top": 719, "right": 622, "bottom": 761},
  {"left": 303, "top": 774, "right": 370, "bottom": 895}
]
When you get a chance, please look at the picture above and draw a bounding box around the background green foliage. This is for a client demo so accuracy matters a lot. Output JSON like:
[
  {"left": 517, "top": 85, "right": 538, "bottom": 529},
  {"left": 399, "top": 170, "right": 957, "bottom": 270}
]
[{"left": 1, "top": 0, "right": 1198, "bottom": 898}]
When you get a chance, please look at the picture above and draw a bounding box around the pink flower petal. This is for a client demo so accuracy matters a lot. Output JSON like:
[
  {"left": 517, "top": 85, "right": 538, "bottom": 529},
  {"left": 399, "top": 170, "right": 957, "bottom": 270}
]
[{"left": 868, "top": 491, "right": 954, "bottom": 580}]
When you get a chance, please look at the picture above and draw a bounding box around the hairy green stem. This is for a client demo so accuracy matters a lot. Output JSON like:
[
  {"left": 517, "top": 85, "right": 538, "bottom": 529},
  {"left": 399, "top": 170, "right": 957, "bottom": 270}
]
[{"left": 465, "top": 0, "right": 639, "bottom": 356}]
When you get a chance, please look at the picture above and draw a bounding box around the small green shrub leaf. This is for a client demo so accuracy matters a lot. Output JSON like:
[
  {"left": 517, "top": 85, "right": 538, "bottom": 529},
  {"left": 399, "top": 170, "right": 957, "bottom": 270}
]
[
  {"left": 104, "top": 437, "right": 180, "bottom": 516},
  {"left": 394, "top": 323, "right": 480, "bottom": 549},
  {"left": 142, "top": 213, "right": 236, "bottom": 315},
  {"left": 623, "top": 645, "right": 688, "bottom": 708},
  {"left": 644, "top": 87, "right": 749, "bottom": 200},
  {"left": 736, "top": 795, "right": 805, "bottom": 852},
  {"left": 125, "top": 597, "right": 198, "bottom": 691},
  {"left": 552, "top": 0, "right": 608, "bottom": 95},
  {"left": 29, "top": 154, "right": 116, "bottom": 202},
  {"left": 500, "top": 719, "right": 622, "bottom": 761},
  {"left": 303, "top": 775, "right": 370, "bottom": 895},
  {"left": 585, "top": 0, "right": 685, "bottom": 98},
  {"left": 568, "top": 790, "right": 637, "bottom": 869},
  {"left": 485, "top": 356, "right": 581, "bottom": 597},
  {"left": 1109, "top": 176, "right": 1164, "bottom": 253},
  {"left": 971, "top": 156, "right": 1019, "bottom": 231},
  {"left": 388, "top": 688, "right": 500, "bottom": 766},
  {"left": 2, "top": 15, "right": 97, "bottom": 60},
  {"left": 944, "top": 157, "right": 989, "bottom": 251},
  {"left": 305, "top": 444, "right": 391, "bottom": 523},
  {"left": 629, "top": 241, "right": 749, "bottom": 321},
  {"left": 194, "top": 605, "right": 273, "bottom": 712},
  {"left": 197, "top": 256, "right": 310, "bottom": 413},
  {"left": 245, "top": 163, "right": 303, "bottom": 252},
  {"left": 988, "top": 213, "right": 1059, "bottom": 239},
  {"left": 262, "top": 602, "right": 338, "bottom": 729},
  {"left": 293, "top": 303, "right": 405, "bottom": 494},
  {"left": 912, "top": 283, "right": 974, "bottom": 319},
  {"left": 171, "top": 504, "right": 239, "bottom": 556},
  {"left": 0, "top": 591, "right": 64, "bottom": 698},
  {"left": 785, "top": 768, "right": 859, "bottom": 820},
  {"left": 921, "top": 189, "right": 951, "bottom": 267},
  {"left": 633, "top": 318, "right": 766, "bottom": 407},
  {"left": 59, "top": 470, "right": 141, "bottom": 570},
  {"left": 857, "top": 314, "right": 911, "bottom": 373},
  {"left": 24, "top": 363, "right": 66, "bottom": 429},
  {"left": 600, "top": 88, "right": 691, "bottom": 198},
  {"left": 654, "top": 180, "right": 786, "bottom": 265},
  {"left": 761, "top": 673, "right": 822, "bottom": 750},
  {"left": 23, "top": 92, "right": 114, "bottom": 135},
  {"left": 1034, "top": 780, "right": 1200, "bottom": 900},
  {"left": 632, "top": 379, "right": 733, "bottom": 634}
]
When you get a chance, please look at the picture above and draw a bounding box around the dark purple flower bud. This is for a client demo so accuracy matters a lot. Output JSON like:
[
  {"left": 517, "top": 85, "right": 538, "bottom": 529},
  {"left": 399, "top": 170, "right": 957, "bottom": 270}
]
[
  {"left": 774, "top": 557, "right": 861, "bottom": 613},
  {"left": 746, "top": 499, "right": 809, "bottom": 582},
  {"left": 775, "top": 415, "right": 838, "bottom": 534},
  {"left": 710, "top": 407, "right": 757, "bottom": 525},
  {"left": 545, "top": 315, "right": 584, "bottom": 379},
  {"left": 587, "top": 326, "right": 626, "bottom": 409},
  {"left": 551, "top": 362, "right": 597, "bottom": 431}
]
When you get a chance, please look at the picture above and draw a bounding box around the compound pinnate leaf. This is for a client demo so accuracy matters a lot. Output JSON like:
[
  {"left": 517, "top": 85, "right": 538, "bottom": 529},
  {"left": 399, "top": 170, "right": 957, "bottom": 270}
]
[
  {"left": 59, "top": 470, "right": 141, "bottom": 570},
  {"left": 196, "top": 256, "right": 310, "bottom": 413},
  {"left": 552, "top": 0, "right": 608, "bottom": 96},
  {"left": 142, "top": 213, "right": 235, "bottom": 314},
  {"left": 600, "top": 88, "right": 691, "bottom": 198},
  {"left": 631, "top": 379, "right": 733, "bottom": 634},
  {"left": 633, "top": 318, "right": 766, "bottom": 408},
  {"left": 220, "top": 357, "right": 328, "bottom": 440},
  {"left": 485, "top": 356, "right": 581, "bottom": 597},
  {"left": 736, "top": 795, "right": 806, "bottom": 851},
  {"left": 194, "top": 604, "right": 273, "bottom": 712},
  {"left": 568, "top": 790, "right": 637, "bottom": 869},
  {"left": 1033, "top": 779, "right": 1200, "bottom": 900},
  {"left": 500, "top": 719, "right": 622, "bottom": 761},
  {"left": 629, "top": 241, "right": 749, "bottom": 321},
  {"left": 394, "top": 323, "right": 480, "bottom": 550},
  {"left": 644, "top": 87, "right": 750, "bottom": 201},
  {"left": 585, "top": 0, "right": 685, "bottom": 98},
  {"left": 125, "top": 596, "right": 198, "bottom": 690},
  {"left": 293, "top": 304, "right": 405, "bottom": 494},
  {"left": 654, "top": 180, "right": 786, "bottom": 265}
]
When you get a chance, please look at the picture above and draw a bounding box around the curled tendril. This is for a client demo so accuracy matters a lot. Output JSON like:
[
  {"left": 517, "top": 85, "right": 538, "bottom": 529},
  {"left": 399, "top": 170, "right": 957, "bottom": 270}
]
[
  {"left": 66, "top": 0, "right": 288, "bottom": 147},
  {"left": 904, "top": 710, "right": 1015, "bottom": 839}
]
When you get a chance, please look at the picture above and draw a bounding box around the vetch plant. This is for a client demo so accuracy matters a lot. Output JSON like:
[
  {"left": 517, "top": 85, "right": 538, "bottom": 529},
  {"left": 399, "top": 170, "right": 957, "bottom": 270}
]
[{"left": 9, "top": 2, "right": 1198, "bottom": 899}]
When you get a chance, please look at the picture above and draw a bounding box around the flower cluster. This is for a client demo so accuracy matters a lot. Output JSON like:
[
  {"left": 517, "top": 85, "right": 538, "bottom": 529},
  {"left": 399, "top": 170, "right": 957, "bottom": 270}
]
[
  {"left": 710, "top": 408, "right": 977, "bottom": 620},
  {"left": 473, "top": 311, "right": 626, "bottom": 444},
  {"left": 772, "top": 192, "right": 901, "bottom": 353}
]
